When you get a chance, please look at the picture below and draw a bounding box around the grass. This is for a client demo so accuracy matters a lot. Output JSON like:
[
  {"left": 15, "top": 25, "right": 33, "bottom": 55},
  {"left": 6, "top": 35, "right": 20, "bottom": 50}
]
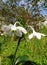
[{"left": 0, "top": 27, "right": 47, "bottom": 65}]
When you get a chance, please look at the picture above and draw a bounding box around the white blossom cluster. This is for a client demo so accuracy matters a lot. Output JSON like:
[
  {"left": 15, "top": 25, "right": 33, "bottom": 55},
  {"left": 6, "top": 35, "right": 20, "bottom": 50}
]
[{"left": 0, "top": 21, "right": 46, "bottom": 40}]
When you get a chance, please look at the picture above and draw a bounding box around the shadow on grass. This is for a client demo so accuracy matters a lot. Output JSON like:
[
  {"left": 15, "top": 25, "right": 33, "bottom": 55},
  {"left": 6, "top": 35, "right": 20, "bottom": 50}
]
[{"left": 22, "top": 61, "right": 40, "bottom": 65}]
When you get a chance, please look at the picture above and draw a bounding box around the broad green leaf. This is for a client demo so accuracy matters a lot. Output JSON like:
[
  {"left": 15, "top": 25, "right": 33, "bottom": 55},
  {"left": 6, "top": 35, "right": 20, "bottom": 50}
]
[{"left": 15, "top": 55, "right": 29, "bottom": 65}]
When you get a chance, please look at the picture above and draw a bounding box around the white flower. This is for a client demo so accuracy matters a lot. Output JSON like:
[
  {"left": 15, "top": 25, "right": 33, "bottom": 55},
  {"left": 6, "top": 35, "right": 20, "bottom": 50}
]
[
  {"left": 10, "top": 22, "right": 27, "bottom": 37},
  {"left": 28, "top": 26, "right": 46, "bottom": 40},
  {"left": 1, "top": 22, "right": 27, "bottom": 37}
]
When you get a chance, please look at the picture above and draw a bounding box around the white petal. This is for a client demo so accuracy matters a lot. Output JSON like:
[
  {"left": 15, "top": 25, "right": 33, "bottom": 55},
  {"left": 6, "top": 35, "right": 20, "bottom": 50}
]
[
  {"left": 1, "top": 25, "right": 7, "bottom": 31},
  {"left": 1, "top": 25, "right": 11, "bottom": 32},
  {"left": 35, "top": 32, "right": 41, "bottom": 39},
  {"left": 11, "top": 26, "right": 17, "bottom": 31},
  {"left": 8, "top": 24, "right": 13, "bottom": 28},
  {"left": 28, "top": 33, "right": 33, "bottom": 39},
  {"left": 14, "top": 21, "right": 20, "bottom": 26},
  {"left": 40, "top": 33, "right": 46, "bottom": 36},
  {"left": 16, "top": 26, "right": 27, "bottom": 34}
]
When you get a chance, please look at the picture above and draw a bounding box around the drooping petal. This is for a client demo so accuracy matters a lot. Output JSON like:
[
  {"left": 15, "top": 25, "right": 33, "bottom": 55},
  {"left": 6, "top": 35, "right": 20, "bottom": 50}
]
[
  {"left": 1, "top": 25, "right": 11, "bottom": 32},
  {"left": 11, "top": 25, "right": 17, "bottom": 31},
  {"left": 8, "top": 24, "right": 13, "bottom": 28},
  {"left": 28, "top": 33, "right": 34, "bottom": 39},
  {"left": 1, "top": 25, "right": 7, "bottom": 31},
  {"left": 16, "top": 26, "right": 27, "bottom": 34},
  {"left": 14, "top": 21, "right": 20, "bottom": 26},
  {"left": 35, "top": 32, "right": 41, "bottom": 39},
  {"left": 40, "top": 33, "right": 46, "bottom": 36},
  {"left": 1, "top": 24, "right": 12, "bottom": 36}
]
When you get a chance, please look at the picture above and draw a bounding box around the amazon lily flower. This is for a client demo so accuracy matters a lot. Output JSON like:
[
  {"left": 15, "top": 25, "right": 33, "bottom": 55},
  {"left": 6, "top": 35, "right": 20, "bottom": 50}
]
[
  {"left": 10, "top": 22, "right": 27, "bottom": 37},
  {"left": 28, "top": 26, "right": 46, "bottom": 40}
]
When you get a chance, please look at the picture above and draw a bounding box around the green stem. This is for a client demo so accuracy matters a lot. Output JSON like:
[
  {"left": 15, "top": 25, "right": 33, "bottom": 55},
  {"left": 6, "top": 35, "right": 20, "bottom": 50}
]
[{"left": 13, "top": 37, "right": 21, "bottom": 65}]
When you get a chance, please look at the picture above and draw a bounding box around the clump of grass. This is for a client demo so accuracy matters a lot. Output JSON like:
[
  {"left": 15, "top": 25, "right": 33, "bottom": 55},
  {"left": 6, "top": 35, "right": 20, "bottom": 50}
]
[{"left": 1, "top": 27, "right": 47, "bottom": 65}]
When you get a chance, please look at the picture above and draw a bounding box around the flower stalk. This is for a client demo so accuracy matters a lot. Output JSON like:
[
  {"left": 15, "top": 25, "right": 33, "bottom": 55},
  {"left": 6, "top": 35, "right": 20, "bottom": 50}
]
[{"left": 13, "top": 37, "right": 22, "bottom": 65}]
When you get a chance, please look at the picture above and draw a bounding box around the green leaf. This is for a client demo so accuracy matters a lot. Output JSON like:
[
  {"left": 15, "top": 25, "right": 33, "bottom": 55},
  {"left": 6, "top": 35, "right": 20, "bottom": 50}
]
[{"left": 15, "top": 55, "right": 29, "bottom": 65}]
